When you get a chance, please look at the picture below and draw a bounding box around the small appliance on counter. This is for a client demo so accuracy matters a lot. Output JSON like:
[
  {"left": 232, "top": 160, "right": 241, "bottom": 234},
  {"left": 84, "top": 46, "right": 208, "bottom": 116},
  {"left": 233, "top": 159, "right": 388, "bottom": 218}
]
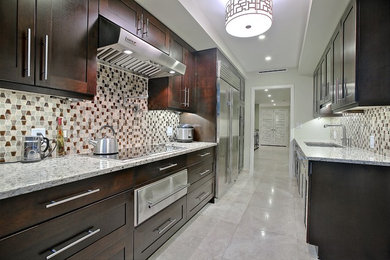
[
  {"left": 176, "top": 124, "right": 194, "bottom": 143},
  {"left": 89, "top": 125, "right": 119, "bottom": 155},
  {"left": 21, "top": 134, "right": 56, "bottom": 163}
]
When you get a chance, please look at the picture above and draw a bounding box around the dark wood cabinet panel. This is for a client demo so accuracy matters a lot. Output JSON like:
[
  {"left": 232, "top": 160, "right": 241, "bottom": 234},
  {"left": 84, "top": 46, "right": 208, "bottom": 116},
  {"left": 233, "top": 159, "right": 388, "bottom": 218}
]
[
  {"left": 0, "top": 190, "right": 133, "bottom": 260},
  {"left": 187, "top": 176, "right": 214, "bottom": 220},
  {"left": 69, "top": 232, "right": 133, "bottom": 260},
  {"left": 0, "top": 168, "right": 134, "bottom": 239},
  {"left": 99, "top": 0, "right": 141, "bottom": 35},
  {"left": 308, "top": 161, "right": 390, "bottom": 260},
  {"left": 35, "top": 0, "right": 97, "bottom": 95},
  {"left": 148, "top": 44, "right": 196, "bottom": 112},
  {"left": 141, "top": 10, "right": 170, "bottom": 54},
  {"left": 0, "top": 0, "right": 35, "bottom": 85},
  {"left": 184, "top": 48, "right": 196, "bottom": 112},
  {"left": 333, "top": 30, "right": 343, "bottom": 105},
  {"left": 134, "top": 196, "right": 187, "bottom": 260},
  {"left": 187, "top": 159, "right": 214, "bottom": 185},
  {"left": 342, "top": 4, "right": 356, "bottom": 105}
]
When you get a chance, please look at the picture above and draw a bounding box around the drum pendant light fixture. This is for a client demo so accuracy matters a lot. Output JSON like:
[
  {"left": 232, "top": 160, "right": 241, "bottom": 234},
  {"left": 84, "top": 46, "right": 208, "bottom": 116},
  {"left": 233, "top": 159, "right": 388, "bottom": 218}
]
[{"left": 225, "top": 0, "right": 273, "bottom": 38}]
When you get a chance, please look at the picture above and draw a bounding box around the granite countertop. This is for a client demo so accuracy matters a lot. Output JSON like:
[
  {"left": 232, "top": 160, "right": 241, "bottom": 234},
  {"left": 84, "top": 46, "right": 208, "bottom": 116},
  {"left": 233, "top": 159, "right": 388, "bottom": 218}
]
[
  {"left": 0, "top": 142, "right": 217, "bottom": 200},
  {"left": 294, "top": 138, "right": 390, "bottom": 166}
]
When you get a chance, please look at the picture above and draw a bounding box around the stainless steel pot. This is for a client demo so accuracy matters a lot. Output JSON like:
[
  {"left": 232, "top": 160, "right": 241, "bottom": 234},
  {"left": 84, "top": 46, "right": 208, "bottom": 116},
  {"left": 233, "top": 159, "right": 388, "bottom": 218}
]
[
  {"left": 89, "top": 125, "right": 119, "bottom": 155},
  {"left": 176, "top": 124, "right": 194, "bottom": 143}
]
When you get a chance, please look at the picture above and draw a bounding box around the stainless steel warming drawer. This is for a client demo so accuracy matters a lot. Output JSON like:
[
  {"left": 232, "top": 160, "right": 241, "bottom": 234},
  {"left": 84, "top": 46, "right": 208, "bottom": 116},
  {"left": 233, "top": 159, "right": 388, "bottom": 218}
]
[{"left": 134, "top": 169, "right": 189, "bottom": 226}]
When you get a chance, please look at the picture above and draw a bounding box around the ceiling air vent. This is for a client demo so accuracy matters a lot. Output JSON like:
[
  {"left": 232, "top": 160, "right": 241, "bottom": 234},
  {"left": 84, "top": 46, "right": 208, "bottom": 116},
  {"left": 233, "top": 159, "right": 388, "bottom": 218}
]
[{"left": 258, "top": 69, "right": 288, "bottom": 74}]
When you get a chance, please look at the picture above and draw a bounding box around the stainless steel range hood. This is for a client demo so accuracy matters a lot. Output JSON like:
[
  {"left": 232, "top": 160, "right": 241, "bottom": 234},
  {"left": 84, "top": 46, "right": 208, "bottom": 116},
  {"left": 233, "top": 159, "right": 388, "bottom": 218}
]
[{"left": 98, "top": 17, "right": 186, "bottom": 78}]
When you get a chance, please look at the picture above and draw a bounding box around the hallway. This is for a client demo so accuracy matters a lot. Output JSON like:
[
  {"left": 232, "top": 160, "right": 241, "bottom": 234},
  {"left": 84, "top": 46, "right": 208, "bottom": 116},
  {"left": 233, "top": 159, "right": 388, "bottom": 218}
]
[{"left": 150, "top": 146, "right": 318, "bottom": 260}]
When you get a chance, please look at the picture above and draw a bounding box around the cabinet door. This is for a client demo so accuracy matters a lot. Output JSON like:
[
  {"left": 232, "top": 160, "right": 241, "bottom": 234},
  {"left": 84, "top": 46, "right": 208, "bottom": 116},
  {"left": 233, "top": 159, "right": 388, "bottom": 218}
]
[
  {"left": 35, "top": 0, "right": 97, "bottom": 95},
  {"left": 184, "top": 49, "right": 196, "bottom": 112},
  {"left": 142, "top": 11, "right": 170, "bottom": 54},
  {"left": 0, "top": 0, "right": 35, "bottom": 85},
  {"left": 320, "top": 58, "right": 326, "bottom": 102},
  {"left": 99, "top": 0, "right": 141, "bottom": 35},
  {"left": 326, "top": 45, "right": 334, "bottom": 104},
  {"left": 333, "top": 29, "right": 343, "bottom": 105},
  {"left": 343, "top": 4, "right": 356, "bottom": 104},
  {"left": 313, "top": 70, "right": 318, "bottom": 117},
  {"left": 168, "top": 38, "right": 183, "bottom": 109}
]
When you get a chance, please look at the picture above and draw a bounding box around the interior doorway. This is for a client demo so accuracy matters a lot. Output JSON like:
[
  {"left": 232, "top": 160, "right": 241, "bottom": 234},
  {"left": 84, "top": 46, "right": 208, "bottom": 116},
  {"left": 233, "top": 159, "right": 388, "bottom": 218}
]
[{"left": 250, "top": 85, "right": 294, "bottom": 176}]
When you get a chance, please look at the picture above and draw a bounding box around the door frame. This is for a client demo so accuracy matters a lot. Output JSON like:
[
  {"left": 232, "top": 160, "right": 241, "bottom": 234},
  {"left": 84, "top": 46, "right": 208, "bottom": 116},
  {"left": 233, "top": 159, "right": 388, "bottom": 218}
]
[
  {"left": 249, "top": 85, "right": 295, "bottom": 177},
  {"left": 259, "top": 107, "right": 290, "bottom": 147}
]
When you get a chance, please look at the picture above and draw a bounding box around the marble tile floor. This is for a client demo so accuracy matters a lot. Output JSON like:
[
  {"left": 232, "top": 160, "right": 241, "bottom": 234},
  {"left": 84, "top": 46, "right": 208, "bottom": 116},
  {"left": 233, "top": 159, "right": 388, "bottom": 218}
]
[{"left": 149, "top": 146, "right": 319, "bottom": 260}]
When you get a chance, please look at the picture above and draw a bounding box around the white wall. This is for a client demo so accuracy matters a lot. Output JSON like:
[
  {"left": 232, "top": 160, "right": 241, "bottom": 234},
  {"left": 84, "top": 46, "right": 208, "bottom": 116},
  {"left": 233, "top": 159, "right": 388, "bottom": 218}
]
[
  {"left": 243, "top": 68, "right": 313, "bottom": 171},
  {"left": 255, "top": 104, "right": 259, "bottom": 130}
]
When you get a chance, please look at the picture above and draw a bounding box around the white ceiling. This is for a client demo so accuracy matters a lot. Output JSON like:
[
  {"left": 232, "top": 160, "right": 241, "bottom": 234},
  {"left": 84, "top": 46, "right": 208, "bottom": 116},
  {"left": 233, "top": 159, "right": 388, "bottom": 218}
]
[
  {"left": 136, "top": 0, "right": 351, "bottom": 76},
  {"left": 298, "top": 0, "right": 350, "bottom": 75},
  {"left": 255, "top": 88, "right": 290, "bottom": 106}
]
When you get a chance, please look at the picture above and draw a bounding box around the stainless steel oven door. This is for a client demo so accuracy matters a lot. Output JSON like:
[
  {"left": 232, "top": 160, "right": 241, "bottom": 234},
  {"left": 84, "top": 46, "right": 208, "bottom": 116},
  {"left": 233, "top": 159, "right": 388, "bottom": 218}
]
[{"left": 134, "top": 169, "right": 189, "bottom": 226}]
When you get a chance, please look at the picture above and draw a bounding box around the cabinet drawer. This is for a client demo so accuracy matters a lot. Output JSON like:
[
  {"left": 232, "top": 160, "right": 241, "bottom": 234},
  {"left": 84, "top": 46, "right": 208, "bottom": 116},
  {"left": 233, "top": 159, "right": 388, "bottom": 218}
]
[
  {"left": 0, "top": 168, "right": 134, "bottom": 238},
  {"left": 0, "top": 190, "right": 133, "bottom": 260},
  {"left": 188, "top": 158, "right": 214, "bottom": 185},
  {"left": 69, "top": 232, "right": 133, "bottom": 260},
  {"left": 186, "top": 147, "right": 215, "bottom": 167},
  {"left": 134, "top": 154, "right": 187, "bottom": 187},
  {"left": 134, "top": 196, "right": 186, "bottom": 260},
  {"left": 187, "top": 177, "right": 214, "bottom": 219}
]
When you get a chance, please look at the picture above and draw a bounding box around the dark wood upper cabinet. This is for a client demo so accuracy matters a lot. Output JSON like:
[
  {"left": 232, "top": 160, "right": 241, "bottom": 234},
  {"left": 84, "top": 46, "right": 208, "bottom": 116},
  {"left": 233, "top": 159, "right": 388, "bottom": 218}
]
[
  {"left": 99, "top": 0, "right": 142, "bottom": 35},
  {"left": 0, "top": 0, "right": 35, "bottom": 85},
  {"left": 99, "top": 0, "right": 170, "bottom": 54},
  {"left": 184, "top": 48, "right": 196, "bottom": 112},
  {"left": 313, "top": 0, "right": 390, "bottom": 114},
  {"left": 141, "top": 10, "right": 170, "bottom": 54},
  {"left": 35, "top": 0, "right": 97, "bottom": 96},
  {"left": 0, "top": 0, "right": 98, "bottom": 99},
  {"left": 148, "top": 36, "right": 196, "bottom": 112}
]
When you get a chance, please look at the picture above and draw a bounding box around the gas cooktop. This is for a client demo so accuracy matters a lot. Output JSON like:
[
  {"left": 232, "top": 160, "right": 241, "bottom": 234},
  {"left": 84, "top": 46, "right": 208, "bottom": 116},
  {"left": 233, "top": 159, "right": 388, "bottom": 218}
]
[{"left": 90, "top": 144, "right": 184, "bottom": 161}]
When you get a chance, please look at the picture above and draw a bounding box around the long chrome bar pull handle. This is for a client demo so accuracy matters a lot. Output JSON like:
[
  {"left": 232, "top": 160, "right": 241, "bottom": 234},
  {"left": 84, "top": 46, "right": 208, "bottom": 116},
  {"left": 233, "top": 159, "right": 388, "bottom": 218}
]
[
  {"left": 27, "top": 28, "right": 31, "bottom": 77},
  {"left": 44, "top": 35, "right": 49, "bottom": 80}
]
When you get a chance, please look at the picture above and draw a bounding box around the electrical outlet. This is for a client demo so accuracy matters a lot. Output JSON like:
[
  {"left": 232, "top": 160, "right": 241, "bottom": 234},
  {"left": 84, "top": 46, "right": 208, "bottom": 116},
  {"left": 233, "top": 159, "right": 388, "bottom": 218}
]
[
  {"left": 31, "top": 128, "right": 46, "bottom": 137},
  {"left": 166, "top": 126, "right": 173, "bottom": 136},
  {"left": 370, "top": 136, "right": 375, "bottom": 149}
]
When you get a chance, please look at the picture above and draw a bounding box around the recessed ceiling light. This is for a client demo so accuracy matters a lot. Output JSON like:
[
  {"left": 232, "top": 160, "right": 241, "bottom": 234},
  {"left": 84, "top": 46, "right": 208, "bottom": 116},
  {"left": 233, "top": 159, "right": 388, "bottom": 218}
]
[
  {"left": 271, "top": 100, "right": 274, "bottom": 102},
  {"left": 123, "top": 50, "right": 133, "bottom": 55},
  {"left": 273, "top": 104, "right": 276, "bottom": 106},
  {"left": 264, "top": 89, "right": 268, "bottom": 92},
  {"left": 268, "top": 94, "right": 271, "bottom": 97},
  {"left": 169, "top": 70, "right": 176, "bottom": 74},
  {"left": 265, "top": 56, "right": 272, "bottom": 61},
  {"left": 259, "top": 35, "right": 266, "bottom": 40}
]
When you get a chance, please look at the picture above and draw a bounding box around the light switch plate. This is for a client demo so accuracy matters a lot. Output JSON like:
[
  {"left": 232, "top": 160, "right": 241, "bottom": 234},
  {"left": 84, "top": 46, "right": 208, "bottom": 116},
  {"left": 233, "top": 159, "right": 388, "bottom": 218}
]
[
  {"left": 370, "top": 136, "right": 375, "bottom": 148},
  {"left": 31, "top": 128, "right": 46, "bottom": 137},
  {"left": 166, "top": 126, "right": 173, "bottom": 136}
]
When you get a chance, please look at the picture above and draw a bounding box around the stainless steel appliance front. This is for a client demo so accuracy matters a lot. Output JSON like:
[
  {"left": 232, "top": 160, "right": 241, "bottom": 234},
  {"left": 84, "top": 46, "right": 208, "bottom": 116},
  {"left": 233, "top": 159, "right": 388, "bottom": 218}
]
[
  {"left": 134, "top": 169, "right": 189, "bottom": 226},
  {"left": 215, "top": 60, "right": 240, "bottom": 199}
]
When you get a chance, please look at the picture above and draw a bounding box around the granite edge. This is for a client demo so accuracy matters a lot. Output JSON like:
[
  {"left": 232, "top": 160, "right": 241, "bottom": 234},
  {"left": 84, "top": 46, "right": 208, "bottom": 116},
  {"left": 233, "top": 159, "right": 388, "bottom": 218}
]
[{"left": 0, "top": 142, "right": 217, "bottom": 200}]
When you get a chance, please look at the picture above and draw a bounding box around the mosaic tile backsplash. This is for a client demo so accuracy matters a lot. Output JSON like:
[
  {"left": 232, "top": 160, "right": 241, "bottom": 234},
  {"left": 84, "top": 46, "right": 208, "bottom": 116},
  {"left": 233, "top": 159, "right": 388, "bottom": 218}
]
[
  {"left": 0, "top": 63, "right": 179, "bottom": 162},
  {"left": 330, "top": 107, "right": 390, "bottom": 156}
]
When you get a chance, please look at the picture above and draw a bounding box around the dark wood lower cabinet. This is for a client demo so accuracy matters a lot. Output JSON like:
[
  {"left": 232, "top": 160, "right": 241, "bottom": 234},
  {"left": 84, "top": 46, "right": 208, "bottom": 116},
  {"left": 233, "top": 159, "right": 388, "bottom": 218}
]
[
  {"left": 308, "top": 161, "right": 390, "bottom": 260},
  {"left": 69, "top": 233, "right": 133, "bottom": 260},
  {"left": 187, "top": 176, "right": 214, "bottom": 220},
  {"left": 134, "top": 196, "right": 187, "bottom": 260},
  {"left": 0, "top": 147, "right": 215, "bottom": 260},
  {"left": 0, "top": 190, "right": 133, "bottom": 260}
]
